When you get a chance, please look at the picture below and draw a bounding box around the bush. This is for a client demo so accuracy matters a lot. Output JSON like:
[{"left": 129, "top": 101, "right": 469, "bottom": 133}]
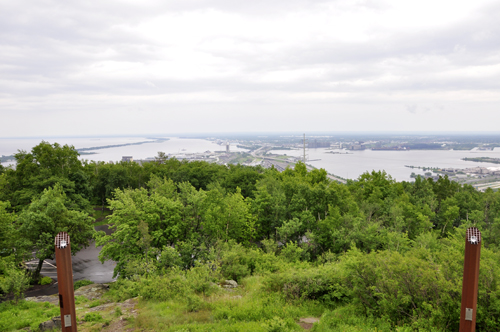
[
  {"left": 279, "top": 242, "right": 304, "bottom": 263},
  {"left": 261, "top": 316, "right": 293, "bottom": 332},
  {"left": 218, "top": 241, "right": 259, "bottom": 281},
  {"left": 339, "top": 241, "right": 500, "bottom": 331},
  {"left": 140, "top": 272, "right": 190, "bottom": 301},
  {"left": 263, "top": 238, "right": 500, "bottom": 331},
  {"left": 186, "top": 294, "right": 204, "bottom": 312},
  {"left": 157, "top": 246, "right": 183, "bottom": 270},
  {"left": 73, "top": 279, "right": 94, "bottom": 290},
  {"left": 39, "top": 276, "right": 52, "bottom": 285},
  {"left": 114, "top": 307, "right": 123, "bottom": 317},
  {"left": 264, "top": 263, "right": 344, "bottom": 304},
  {"left": 185, "top": 264, "right": 219, "bottom": 295},
  {"left": 217, "top": 240, "right": 295, "bottom": 280},
  {"left": 84, "top": 312, "right": 103, "bottom": 322},
  {"left": 106, "top": 279, "right": 140, "bottom": 302},
  {"left": 0, "top": 265, "right": 30, "bottom": 303}
]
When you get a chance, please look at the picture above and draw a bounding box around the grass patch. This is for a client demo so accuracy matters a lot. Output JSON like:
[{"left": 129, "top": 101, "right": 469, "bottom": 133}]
[
  {"left": 75, "top": 295, "right": 88, "bottom": 305},
  {"left": 39, "top": 276, "right": 52, "bottom": 285},
  {"left": 74, "top": 279, "right": 94, "bottom": 290},
  {"left": 88, "top": 299, "right": 104, "bottom": 308},
  {"left": 92, "top": 206, "right": 112, "bottom": 225},
  {"left": 0, "top": 300, "right": 59, "bottom": 331},
  {"left": 311, "top": 305, "right": 409, "bottom": 332},
  {"left": 94, "top": 219, "right": 112, "bottom": 227},
  {"left": 133, "top": 275, "right": 324, "bottom": 332}
]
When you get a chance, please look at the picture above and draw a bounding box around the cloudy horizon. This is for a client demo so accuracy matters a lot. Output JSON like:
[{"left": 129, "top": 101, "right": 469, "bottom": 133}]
[{"left": 1, "top": 0, "right": 500, "bottom": 137}]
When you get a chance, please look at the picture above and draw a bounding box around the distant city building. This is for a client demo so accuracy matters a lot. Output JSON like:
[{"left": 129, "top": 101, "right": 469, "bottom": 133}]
[
  {"left": 349, "top": 142, "right": 366, "bottom": 150},
  {"left": 226, "top": 142, "right": 230, "bottom": 153},
  {"left": 122, "top": 156, "right": 133, "bottom": 162},
  {"left": 308, "top": 139, "right": 331, "bottom": 148}
]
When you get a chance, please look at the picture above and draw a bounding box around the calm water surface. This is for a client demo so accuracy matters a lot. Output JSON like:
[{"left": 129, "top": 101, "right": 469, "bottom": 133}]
[
  {"left": 273, "top": 148, "right": 500, "bottom": 181},
  {"left": 0, "top": 137, "right": 245, "bottom": 165}
]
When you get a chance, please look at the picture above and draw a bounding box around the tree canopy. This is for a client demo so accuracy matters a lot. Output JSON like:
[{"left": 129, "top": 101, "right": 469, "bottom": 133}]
[{"left": 18, "top": 184, "right": 95, "bottom": 278}]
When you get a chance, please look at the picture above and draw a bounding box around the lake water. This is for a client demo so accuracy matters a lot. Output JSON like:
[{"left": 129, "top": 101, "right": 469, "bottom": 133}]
[
  {"left": 3, "top": 137, "right": 500, "bottom": 182},
  {"left": 0, "top": 137, "right": 245, "bottom": 166},
  {"left": 273, "top": 147, "right": 500, "bottom": 181}
]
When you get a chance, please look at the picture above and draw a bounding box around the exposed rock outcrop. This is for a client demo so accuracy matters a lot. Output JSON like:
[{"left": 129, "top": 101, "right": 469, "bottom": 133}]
[
  {"left": 221, "top": 280, "right": 238, "bottom": 288},
  {"left": 39, "top": 316, "right": 61, "bottom": 331},
  {"left": 25, "top": 295, "right": 59, "bottom": 306},
  {"left": 74, "top": 283, "right": 110, "bottom": 300}
]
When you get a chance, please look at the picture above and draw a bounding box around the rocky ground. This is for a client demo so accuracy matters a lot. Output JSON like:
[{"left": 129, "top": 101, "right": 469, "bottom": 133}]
[
  {"left": 22, "top": 280, "right": 320, "bottom": 331},
  {"left": 25, "top": 284, "right": 138, "bottom": 331}
]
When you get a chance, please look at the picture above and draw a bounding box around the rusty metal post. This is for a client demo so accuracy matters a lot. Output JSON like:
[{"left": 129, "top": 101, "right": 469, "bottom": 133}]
[
  {"left": 55, "top": 232, "right": 77, "bottom": 332},
  {"left": 460, "top": 227, "right": 481, "bottom": 332}
]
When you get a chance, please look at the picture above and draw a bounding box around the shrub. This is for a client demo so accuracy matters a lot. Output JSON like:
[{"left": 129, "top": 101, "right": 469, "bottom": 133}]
[
  {"left": 140, "top": 272, "right": 190, "bottom": 301},
  {"left": 264, "top": 263, "right": 344, "bottom": 304},
  {"left": 106, "top": 279, "right": 140, "bottom": 302},
  {"left": 84, "top": 312, "right": 103, "bottom": 322},
  {"left": 0, "top": 266, "right": 30, "bottom": 303},
  {"left": 39, "top": 276, "right": 52, "bottom": 285},
  {"left": 186, "top": 294, "right": 204, "bottom": 312},
  {"left": 88, "top": 300, "right": 102, "bottom": 308},
  {"left": 279, "top": 242, "right": 304, "bottom": 263},
  {"left": 185, "top": 264, "right": 219, "bottom": 295},
  {"left": 262, "top": 316, "right": 293, "bottom": 332},
  {"left": 73, "top": 279, "right": 94, "bottom": 290},
  {"left": 157, "top": 246, "right": 183, "bottom": 270},
  {"left": 114, "top": 307, "right": 123, "bottom": 317},
  {"left": 339, "top": 241, "right": 500, "bottom": 331},
  {"left": 218, "top": 241, "right": 259, "bottom": 281}
]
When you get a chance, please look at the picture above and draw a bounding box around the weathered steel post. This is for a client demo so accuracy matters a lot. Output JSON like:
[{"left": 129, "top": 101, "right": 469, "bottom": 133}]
[
  {"left": 55, "top": 232, "right": 77, "bottom": 332},
  {"left": 459, "top": 227, "right": 481, "bottom": 332}
]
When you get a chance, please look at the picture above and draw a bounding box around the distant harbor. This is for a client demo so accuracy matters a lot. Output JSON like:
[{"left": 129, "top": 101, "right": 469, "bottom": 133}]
[
  {"left": 3, "top": 134, "right": 500, "bottom": 186},
  {"left": 372, "top": 147, "right": 409, "bottom": 151}
]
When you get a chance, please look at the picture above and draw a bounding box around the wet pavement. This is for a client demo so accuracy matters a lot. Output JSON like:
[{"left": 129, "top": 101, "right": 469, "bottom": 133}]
[{"left": 24, "top": 224, "right": 116, "bottom": 297}]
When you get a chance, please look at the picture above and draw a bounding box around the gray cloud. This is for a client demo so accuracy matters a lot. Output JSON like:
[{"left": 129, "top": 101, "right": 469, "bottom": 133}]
[
  {"left": 1, "top": 0, "right": 499, "bottom": 136},
  {"left": 406, "top": 104, "right": 417, "bottom": 114}
]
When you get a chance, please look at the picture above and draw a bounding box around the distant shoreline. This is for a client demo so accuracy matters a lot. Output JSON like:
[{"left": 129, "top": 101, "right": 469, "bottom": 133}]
[{"left": 76, "top": 138, "right": 168, "bottom": 153}]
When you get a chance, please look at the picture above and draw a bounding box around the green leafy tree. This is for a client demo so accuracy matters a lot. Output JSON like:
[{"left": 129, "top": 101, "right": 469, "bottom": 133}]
[
  {"left": 251, "top": 174, "right": 287, "bottom": 239},
  {"left": 200, "top": 185, "right": 255, "bottom": 246},
  {"left": 96, "top": 186, "right": 186, "bottom": 277},
  {"left": 18, "top": 184, "right": 95, "bottom": 279},
  {"left": 0, "top": 201, "right": 31, "bottom": 301},
  {"left": 88, "top": 161, "right": 147, "bottom": 209},
  {"left": 0, "top": 201, "right": 20, "bottom": 260},
  {"left": 277, "top": 218, "right": 303, "bottom": 244},
  {"left": 4, "top": 141, "right": 90, "bottom": 212},
  {"left": 221, "top": 164, "right": 264, "bottom": 198}
]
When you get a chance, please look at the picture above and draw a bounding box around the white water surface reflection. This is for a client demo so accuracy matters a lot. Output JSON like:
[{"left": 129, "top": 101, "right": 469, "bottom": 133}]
[
  {"left": 272, "top": 148, "right": 500, "bottom": 182},
  {"left": 81, "top": 137, "right": 247, "bottom": 162},
  {"left": 0, "top": 137, "right": 246, "bottom": 165},
  {"left": 0, "top": 137, "right": 152, "bottom": 156}
]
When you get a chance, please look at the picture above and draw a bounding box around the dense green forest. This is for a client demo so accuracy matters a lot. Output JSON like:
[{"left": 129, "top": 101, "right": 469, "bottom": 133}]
[{"left": 1, "top": 141, "right": 500, "bottom": 331}]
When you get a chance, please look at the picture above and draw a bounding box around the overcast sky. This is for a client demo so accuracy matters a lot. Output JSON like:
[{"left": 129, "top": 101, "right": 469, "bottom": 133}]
[{"left": 1, "top": 0, "right": 500, "bottom": 137}]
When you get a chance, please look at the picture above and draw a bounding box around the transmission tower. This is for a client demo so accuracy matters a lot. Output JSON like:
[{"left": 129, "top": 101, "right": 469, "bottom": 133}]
[{"left": 303, "top": 133, "right": 308, "bottom": 163}]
